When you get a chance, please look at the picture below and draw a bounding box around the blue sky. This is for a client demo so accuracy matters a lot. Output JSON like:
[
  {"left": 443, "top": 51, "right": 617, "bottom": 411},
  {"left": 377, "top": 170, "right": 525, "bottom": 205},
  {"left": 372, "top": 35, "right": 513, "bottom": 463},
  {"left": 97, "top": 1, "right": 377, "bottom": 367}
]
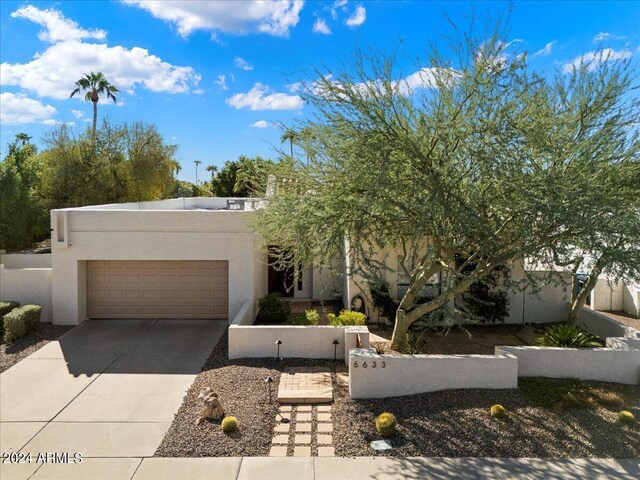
[{"left": 1, "top": 1, "right": 638, "bottom": 182}]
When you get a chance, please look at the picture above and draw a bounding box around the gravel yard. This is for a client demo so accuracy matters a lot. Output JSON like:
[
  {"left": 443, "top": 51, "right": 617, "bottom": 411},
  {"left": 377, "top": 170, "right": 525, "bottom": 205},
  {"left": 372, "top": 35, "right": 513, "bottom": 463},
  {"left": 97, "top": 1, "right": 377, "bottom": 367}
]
[
  {"left": 333, "top": 377, "right": 640, "bottom": 458},
  {"left": 0, "top": 323, "right": 73, "bottom": 373},
  {"left": 594, "top": 310, "right": 640, "bottom": 330},
  {"left": 154, "top": 331, "right": 338, "bottom": 457}
]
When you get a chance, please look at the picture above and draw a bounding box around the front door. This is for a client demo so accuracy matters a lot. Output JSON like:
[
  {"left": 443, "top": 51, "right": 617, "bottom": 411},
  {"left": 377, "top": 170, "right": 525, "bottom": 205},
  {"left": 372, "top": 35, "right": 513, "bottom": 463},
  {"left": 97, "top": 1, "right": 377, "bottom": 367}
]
[{"left": 267, "top": 248, "right": 294, "bottom": 297}]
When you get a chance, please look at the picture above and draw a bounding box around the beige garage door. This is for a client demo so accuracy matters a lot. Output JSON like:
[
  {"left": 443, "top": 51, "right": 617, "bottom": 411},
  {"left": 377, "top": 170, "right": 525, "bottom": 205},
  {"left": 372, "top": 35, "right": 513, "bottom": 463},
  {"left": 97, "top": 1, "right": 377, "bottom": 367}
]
[{"left": 87, "top": 260, "right": 228, "bottom": 319}]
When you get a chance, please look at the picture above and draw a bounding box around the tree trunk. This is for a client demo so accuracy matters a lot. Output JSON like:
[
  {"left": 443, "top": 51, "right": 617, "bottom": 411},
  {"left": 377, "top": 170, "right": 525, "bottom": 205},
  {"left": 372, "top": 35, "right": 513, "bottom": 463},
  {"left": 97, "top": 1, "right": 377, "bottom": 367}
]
[
  {"left": 290, "top": 141, "right": 293, "bottom": 159},
  {"left": 568, "top": 258, "right": 604, "bottom": 324},
  {"left": 391, "top": 309, "right": 410, "bottom": 350},
  {"left": 92, "top": 100, "right": 98, "bottom": 137}
]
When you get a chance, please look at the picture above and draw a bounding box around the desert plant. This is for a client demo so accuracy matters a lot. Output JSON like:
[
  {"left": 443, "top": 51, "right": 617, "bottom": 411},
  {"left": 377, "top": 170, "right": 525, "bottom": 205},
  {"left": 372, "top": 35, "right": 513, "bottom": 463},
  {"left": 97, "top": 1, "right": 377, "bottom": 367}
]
[
  {"left": 328, "top": 310, "right": 366, "bottom": 326},
  {"left": 257, "top": 293, "right": 291, "bottom": 324},
  {"left": 532, "top": 324, "right": 602, "bottom": 348},
  {"left": 619, "top": 411, "right": 635, "bottom": 424},
  {"left": 221, "top": 416, "right": 239, "bottom": 433},
  {"left": 3, "top": 304, "right": 41, "bottom": 343},
  {"left": 398, "top": 332, "right": 427, "bottom": 354},
  {"left": 286, "top": 310, "right": 319, "bottom": 326},
  {"left": 305, "top": 309, "right": 320, "bottom": 324},
  {"left": 375, "top": 412, "right": 397, "bottom": 437},
  {"left": 490, "top": 404, "right": 507, "bottom": 419}
]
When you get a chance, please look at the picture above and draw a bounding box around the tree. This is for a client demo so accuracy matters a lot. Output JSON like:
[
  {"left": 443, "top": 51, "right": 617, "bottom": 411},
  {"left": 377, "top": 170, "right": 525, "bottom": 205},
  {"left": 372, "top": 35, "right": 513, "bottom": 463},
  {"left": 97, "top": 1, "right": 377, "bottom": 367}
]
[
  {"left": 70, "top": 71, "right": 118, "bottom": 136},
  {"left": 280, "top": 129, "right": 298, "bottom": 159},
  {"left": 208, "top": 156, "right": 274, "bottom": 197},
  {"left": 254, "top": 25, "right": 639, "bottom": 348}
]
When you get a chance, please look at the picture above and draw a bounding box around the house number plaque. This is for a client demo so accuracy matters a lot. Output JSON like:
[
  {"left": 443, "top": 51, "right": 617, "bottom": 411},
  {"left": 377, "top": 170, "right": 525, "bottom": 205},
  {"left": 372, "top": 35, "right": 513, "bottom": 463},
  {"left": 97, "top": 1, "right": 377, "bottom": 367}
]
[{"left": 352, "top": 361, "right": 385, "bottom": 368}]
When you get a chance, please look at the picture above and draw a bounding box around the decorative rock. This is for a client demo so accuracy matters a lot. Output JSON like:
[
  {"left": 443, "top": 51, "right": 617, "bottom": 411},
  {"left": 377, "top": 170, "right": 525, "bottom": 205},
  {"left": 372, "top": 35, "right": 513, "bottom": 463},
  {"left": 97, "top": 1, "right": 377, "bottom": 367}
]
[
  {"left": 370, "top": 439, "right": 393, "bottom": 450},
  {"left": 195, "top": 387, "right": 225, "bottom": 426}
]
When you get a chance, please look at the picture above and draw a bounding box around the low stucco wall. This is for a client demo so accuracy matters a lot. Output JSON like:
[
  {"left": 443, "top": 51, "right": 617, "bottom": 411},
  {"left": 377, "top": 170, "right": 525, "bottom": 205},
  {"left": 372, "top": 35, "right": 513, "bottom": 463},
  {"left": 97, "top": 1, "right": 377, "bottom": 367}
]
[
  {"left": 228, "top": 325, "right": 369, "bottom": 361},
  {"left": 495, "top": 345, "right": 640, "bottom": 385},
  {"left": 0, "top": 267, "right": 52, "bottom": 322},
  {"left": 348, "top": 349, "right": 518, "bottom": 399},
  {"left": 0, "top": 254, "right": 51, "bottom": 269},
  {"left": 229, "top": 300, "right": 255, "bottom": 326},
  {"left": 578, "top": 308, "right": 640, "bottom": 339}
]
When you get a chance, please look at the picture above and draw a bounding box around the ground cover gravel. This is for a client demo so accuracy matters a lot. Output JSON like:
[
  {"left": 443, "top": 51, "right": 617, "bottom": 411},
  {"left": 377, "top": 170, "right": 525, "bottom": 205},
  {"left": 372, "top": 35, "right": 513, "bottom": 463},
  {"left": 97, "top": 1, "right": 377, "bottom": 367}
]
[{"left": 1, "top": 323, "right": 73, "bottom": 372}]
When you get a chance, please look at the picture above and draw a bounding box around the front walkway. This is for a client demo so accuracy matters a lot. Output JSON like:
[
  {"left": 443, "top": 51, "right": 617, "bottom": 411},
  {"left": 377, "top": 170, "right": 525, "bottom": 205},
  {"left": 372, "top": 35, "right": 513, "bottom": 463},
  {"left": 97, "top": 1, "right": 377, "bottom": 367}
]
[
  {"left": 2, "top": 456, "right": 638, "bottom": 480},
  {"left": 0, "top": 319, "right": 226, "bottom": 480}
]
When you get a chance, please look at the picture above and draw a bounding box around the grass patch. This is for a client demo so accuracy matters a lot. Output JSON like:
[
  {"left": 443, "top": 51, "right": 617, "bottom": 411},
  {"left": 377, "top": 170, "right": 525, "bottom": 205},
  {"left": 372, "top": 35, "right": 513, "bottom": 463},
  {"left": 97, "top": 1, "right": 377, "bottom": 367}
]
[{"left": 519, "top": 377, "right": 627, "bottom": 412}]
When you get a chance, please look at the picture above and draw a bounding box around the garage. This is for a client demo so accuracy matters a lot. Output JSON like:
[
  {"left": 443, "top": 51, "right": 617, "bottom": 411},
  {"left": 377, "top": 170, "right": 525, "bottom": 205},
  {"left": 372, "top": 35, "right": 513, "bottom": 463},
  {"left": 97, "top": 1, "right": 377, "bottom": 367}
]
[{"left": 87, "top": 260, "right": 228, "bottom": 319}]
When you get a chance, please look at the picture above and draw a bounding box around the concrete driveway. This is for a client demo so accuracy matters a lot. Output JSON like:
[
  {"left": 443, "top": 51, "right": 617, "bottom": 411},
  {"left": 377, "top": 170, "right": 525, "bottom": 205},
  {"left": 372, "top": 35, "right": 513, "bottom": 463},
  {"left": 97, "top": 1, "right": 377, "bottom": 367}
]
[{"left": 0, "top": 319, "right": 225, "bottom": 479}]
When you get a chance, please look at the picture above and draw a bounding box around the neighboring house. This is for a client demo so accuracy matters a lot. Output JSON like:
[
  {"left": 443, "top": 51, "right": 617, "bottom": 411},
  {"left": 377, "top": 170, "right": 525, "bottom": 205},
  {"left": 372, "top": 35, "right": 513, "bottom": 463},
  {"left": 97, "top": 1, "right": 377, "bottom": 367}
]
[{"left": 1, "top": 196, "right": 571, "bottom": 325}]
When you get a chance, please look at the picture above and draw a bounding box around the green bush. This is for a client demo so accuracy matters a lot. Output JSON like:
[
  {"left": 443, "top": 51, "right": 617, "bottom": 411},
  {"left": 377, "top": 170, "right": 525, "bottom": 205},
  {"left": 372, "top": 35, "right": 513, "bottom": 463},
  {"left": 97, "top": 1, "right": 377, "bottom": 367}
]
[
  {"left": 533, "top": 324, "right": 602, "bottom": 348},
  {"left": 0, "top": 300, "right": 20, "bottom": 338},
  {"left": 286, "top": 309, "right": 320, "bottom": 326},
  {"left": 399, "top": 332, "right": 427, "bottom": 354},
  {"left": 257, "top": 293, "right": 290, "bottom": 324},
  {"left": 327, "top": 310, "right": 366, "bottom": 326},
  {"left": 3, "top": 304, "right": 41, "bottom": 343}
]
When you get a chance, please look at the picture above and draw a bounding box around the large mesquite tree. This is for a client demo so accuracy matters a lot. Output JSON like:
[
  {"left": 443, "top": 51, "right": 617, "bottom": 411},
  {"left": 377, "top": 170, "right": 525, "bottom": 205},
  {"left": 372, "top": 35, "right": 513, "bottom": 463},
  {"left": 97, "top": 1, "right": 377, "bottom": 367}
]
[{"left": 254, "top": 25, "right": 640, "bottom": 348}]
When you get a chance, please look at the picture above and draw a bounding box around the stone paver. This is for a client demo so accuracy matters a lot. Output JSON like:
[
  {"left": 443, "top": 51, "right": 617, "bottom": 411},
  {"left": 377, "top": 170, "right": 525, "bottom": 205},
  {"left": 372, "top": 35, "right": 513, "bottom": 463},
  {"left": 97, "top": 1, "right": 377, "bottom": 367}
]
[
  {"left": 296, "top": 423, "right": 312, "bottom": 432},
  {"left": 294, "top": 446, "right": 312, "bottom": 457},
  {"left": 294, "top": 434, "right": 312, "bottom": 445},
  {"left": 272, "top": 434, "right": 289, "bottom": 444},
  {"left": 317, "top": 423, "right": 332, "bottom": 433},
  {"left": 269, "top": 446, "right": 288, "bottom": 457},
  {"left": 274, "top": 423, "right": 290, "bottom": 433},
  {"left": 317, "top": 434, "right": 332, "bottom": 445},
  {"left": 133, "top": 457, "right": 242, "bottom": 480},
  {"left": 277, "top": 367, "right": 333, "bottom": 403},
  {"left": 317, "top": 447, "right": 335, "bottom": 457},
  {"left": 32, "top": 458, "right": 142, "bottom": 480}
]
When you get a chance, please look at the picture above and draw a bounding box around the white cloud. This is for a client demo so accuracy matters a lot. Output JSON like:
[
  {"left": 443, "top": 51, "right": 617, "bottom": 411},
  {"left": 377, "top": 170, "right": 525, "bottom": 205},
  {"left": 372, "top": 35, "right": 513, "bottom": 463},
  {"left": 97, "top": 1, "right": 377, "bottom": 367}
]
[
  {"left": 534, "top": 41, "right": 556, "bottom": 57},
  {"left": 593, "top": 32, "right": 627, "bottom": 43},
  {"left": 71, "top": 109, "right": 85, "bottom": 118},
  {"left": 250, "top": 120, "right": 268, "bottom": 128},
  {"left": 563, "top": 48, "right": 633, "bottom": 73},
  {"left": 215, "top": 74, "right": 228, "bottom": 90},
  {"left": 42, "top": 119, "right": 75, "bottom": 127},
  {"left": 11, "top": 5, "right": 106, "bottom": 43},
  {"left": 2, "top": 6, "right": 201, "bottom": 99},
  {"left": 234, "top": 56, "right": 254, "bottom": 71},
  {"left": 345, "top": 5, "right": 366, "bottom": 27},
  {"left": 123, "top": 0, "right": 304, "bottom": 37},
  {"left": 227, "top": 83, "right": 304, "bottom": 110},
  {"left": 313, "top": 18, "right": 331, "bottom": 35},
  {"left": 331, "top": 0, "right": 348, "bottom": 20},
  {"left": 0, "top": 92, "right": 57, "bottom": 125}
]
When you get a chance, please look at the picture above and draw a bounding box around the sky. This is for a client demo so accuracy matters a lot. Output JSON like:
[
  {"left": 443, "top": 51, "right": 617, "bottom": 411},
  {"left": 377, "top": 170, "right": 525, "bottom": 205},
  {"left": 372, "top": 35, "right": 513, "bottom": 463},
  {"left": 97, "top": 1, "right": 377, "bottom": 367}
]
[{"left": 1, "top": 1, "right": 639, "bottom": 182}]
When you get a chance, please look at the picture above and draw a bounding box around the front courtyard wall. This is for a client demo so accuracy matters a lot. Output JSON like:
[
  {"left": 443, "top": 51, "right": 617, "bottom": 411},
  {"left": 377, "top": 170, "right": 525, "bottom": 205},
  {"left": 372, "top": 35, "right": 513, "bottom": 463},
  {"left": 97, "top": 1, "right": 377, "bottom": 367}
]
[
  {"left": 0, "top": 266, "right": 52, "bottom": 322},
  {"left": 51, "top": 209, "right": 263, "bottom": 325}
]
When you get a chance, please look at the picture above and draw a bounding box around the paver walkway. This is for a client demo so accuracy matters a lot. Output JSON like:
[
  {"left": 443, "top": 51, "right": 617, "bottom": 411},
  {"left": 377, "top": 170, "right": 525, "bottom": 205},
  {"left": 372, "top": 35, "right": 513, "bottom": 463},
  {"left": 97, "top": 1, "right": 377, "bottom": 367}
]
[
  {"left": 269, "top": 404, "right": 334, "bottom": 458},
  {"left": 277, "top": 367, "right": 333, "bottom": 403}
]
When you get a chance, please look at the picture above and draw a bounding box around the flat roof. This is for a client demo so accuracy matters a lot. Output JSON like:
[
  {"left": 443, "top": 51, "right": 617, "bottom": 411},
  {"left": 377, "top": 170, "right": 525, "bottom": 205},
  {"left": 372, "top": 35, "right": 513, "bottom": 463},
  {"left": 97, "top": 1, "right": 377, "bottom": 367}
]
[{"left": 57, "top": 197, "right": 264, "bottom": 212}]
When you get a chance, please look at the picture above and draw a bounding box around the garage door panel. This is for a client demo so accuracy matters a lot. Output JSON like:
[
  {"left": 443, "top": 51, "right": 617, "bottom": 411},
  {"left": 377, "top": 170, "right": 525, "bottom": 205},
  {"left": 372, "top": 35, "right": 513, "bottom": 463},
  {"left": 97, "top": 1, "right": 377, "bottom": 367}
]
[{"left": 88, "top": 261, "right": 228, "bottom": 319}]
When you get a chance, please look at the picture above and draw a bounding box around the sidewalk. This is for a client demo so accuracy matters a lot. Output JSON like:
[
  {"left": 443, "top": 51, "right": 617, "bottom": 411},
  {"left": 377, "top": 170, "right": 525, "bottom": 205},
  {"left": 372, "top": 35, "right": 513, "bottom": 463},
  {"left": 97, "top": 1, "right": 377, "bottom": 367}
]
[{"left": 3, "top": 456, "right": 639, "bottom": 480}]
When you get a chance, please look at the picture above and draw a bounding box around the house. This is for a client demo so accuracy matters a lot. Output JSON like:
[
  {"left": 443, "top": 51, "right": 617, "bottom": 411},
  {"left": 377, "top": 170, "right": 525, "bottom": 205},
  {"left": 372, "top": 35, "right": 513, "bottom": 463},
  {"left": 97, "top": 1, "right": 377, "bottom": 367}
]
[{"left": 47, "top": 197, "right": 340, "bottom": 325}]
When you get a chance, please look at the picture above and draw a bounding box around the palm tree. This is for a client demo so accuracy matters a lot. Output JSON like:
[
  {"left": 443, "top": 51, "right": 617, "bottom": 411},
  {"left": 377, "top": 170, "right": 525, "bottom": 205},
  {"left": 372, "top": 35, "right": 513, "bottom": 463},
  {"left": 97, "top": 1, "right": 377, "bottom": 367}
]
[
  {"left": 194, "top": 160, "right": 202, "bottom": 185},
  {"left": 169, "top": 160, "right": 181, "bottom": 179},
  {"left": 206, "top": 165, "right": 218, "bottom": 183},
  {"left": 280, "top": 128, "right": 298, "bottom": 159},
  {"left": 16, "top": 133, "right": 32, "bottom": 146},
  {"left": 70, "top": 71, "right": 118, "bottom": 136}
]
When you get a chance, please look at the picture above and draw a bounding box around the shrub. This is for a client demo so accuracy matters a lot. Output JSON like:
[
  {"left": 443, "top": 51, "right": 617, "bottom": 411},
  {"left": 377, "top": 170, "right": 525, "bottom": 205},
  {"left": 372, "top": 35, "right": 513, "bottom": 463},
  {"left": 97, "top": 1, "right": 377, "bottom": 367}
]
[
  {"left": 257, "top": 293, "right": 291, "bottom": 324},
  {"left": 328, "top": 310, "right": 366, "bottom": 326},
  {"left": 3, "top": 304, "right": 41, "bottom": 343},
  {"left": 398, "top": 332, "right": 427, "bottom": 354},
  {"left": 375, "top": 412, "right": 397, "bottom": 437},
  {"left": 619, "top": 410, "right": 635, "bottom": 424},
  {"left": 490, "top": 404, "right": 507, "bottom": 419},
  {"left": 286, "top": 310, "right": 319, "bottom": 325},
  {"left": 369, "top": 280, "right": 398, "bottom": 320},
  {"left": 0, "top": 301, "right": 20, "bottom": 337},
  {"left": 221, "top": 416, "right": 239, "bottom": 433},
  {"left": 532, "top": 324, "right": 602, "bottom": 348}
]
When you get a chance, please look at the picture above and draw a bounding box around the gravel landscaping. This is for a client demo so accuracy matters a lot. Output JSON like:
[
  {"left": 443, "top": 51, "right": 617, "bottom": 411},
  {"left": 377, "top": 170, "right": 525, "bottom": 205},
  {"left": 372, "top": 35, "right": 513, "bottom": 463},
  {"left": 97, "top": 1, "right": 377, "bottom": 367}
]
[
  {"left": 154, "top": 331, "right": 338, "bottom": 457},
  {"left": 595, "top": 310, "right": 640, "bottom": 330},
  {"left": 0, "top": 323, "right": 73, "bottom": 373},
  {"left": 333, "top": 377, "right": 640, "bottom": 458}
]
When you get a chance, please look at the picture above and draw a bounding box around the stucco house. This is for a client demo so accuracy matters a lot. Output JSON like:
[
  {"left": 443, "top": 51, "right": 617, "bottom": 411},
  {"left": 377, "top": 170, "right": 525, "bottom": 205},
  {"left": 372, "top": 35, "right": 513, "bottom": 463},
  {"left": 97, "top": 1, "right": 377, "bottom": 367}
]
[{"left": 0, "top": 196, "right": 585, "bottom": 326}]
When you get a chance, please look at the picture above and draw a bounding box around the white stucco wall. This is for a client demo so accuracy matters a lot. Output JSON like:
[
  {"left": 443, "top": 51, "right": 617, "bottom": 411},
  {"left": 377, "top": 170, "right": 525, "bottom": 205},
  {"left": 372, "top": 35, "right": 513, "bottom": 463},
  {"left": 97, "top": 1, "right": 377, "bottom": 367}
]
[
  {"left": 495, "top": 346, "right": 640, "bottom": 385},
  {"left": 591, "top": 278, "right": 625, "bottom": 311},
  {"left": 623, "top": 283, "right": 639, "bottom": 318},
  {"left": 51, "top": 207, "right": 265, "bottom": 325},
  {"left": 0, "top": 254, "right": 52, "bottom": 269},
  {"left": 578, "top": 308, "right": 640, "bottom": 339},
  {"left": 228, "top": 325, "right": 369, "bottom": 361},
  {"left": 0, "top": 267, "right": 52, "bottom": 322},
  {"left": 348, "top": 349, "right": 518, "bottom": 399}
]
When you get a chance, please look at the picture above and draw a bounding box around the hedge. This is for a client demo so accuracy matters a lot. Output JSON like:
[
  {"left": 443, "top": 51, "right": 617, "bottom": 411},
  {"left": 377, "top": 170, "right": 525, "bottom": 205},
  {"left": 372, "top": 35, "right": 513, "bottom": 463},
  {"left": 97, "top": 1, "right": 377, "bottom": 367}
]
[
  {"left": 0, "top": 301, "right": 20, "bottom": 338},
  {"left": 3, "top": 304, "right": 41, "bottom": 343}
]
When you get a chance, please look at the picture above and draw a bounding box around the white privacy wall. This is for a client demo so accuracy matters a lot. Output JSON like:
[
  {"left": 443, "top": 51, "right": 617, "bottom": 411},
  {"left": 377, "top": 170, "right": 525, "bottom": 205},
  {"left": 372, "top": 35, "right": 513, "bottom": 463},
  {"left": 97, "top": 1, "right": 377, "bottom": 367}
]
[
  {"left": 348, "top": 349, "right": 518, "bottom": 399},
  {"left": 0, "top": 266, "right": 52, "bottom": 322},
  {"left": 228, "top": 325, "right": 369, "bottom": 361},
  {"left": 578, "top": 308, "right": 640, "bottom": 339},
  {"left": 495, "top": 346, "right": 640, "bottom": 385}
]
